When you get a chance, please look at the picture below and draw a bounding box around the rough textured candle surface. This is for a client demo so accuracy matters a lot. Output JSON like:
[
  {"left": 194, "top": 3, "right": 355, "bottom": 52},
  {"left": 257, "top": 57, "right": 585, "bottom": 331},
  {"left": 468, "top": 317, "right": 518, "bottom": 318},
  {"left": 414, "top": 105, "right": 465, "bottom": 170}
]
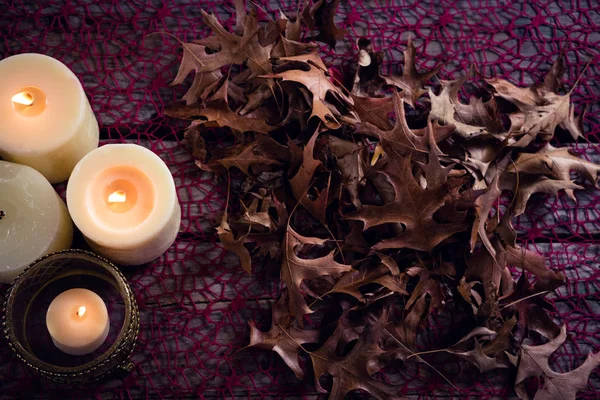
[
  {"left": 46, "top": 288, "right": 109, "bottom": 356},
  {"left": 0, "top": 53, "right": 99, "bottom": 183},
  {"left": 67, "top": 144, "right": 181, "bottom": 265},
  {"left": 0, "top": 161, "right": 73, "bottom": 283}
]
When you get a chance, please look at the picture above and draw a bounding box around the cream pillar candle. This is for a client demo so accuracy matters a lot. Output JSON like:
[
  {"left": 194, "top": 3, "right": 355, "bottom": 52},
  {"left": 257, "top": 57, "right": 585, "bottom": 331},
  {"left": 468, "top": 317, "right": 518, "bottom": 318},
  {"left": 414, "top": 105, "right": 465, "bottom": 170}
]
[
  {"left": 67, "top": 144, "right": 180, "bottom": 265},
  {"left": 0, "top": 161, "right": 73, "bottom": 283},
  {"left": 46, "top": 288, "right": 109, "bottom": 356},
  {"left": 0, "top": 53, "right": 99, "bottom": 183}
]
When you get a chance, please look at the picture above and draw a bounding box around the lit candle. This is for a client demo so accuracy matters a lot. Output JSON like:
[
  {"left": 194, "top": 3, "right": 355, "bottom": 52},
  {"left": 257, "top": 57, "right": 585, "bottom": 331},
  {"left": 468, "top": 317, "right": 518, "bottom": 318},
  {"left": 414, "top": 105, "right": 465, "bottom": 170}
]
[
  {"left": 0, "top": 53, "right": 99, "bottom": 183},
  {"left": 0, "top": 161, "right": 73, "bottom": 283},
  {"left": 46, "top": 288, "right": 109, "bottom": 356},
  {"left": 67, "top": 144, "right": 181, "bottom": 265}
]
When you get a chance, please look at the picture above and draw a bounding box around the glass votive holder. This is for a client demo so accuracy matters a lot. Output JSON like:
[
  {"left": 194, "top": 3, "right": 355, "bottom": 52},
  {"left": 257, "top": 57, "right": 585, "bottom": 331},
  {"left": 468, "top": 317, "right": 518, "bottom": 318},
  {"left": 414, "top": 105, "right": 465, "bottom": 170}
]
[{"left": 2, "top": 249, "right": 139, "bottom": 384}]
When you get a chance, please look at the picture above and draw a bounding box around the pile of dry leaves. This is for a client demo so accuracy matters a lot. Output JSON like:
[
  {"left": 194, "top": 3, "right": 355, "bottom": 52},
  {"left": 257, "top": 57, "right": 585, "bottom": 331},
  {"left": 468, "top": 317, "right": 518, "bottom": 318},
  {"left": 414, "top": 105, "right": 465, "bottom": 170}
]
[{"left": 166, "top": 1, "right": 600, "bottom": 398}]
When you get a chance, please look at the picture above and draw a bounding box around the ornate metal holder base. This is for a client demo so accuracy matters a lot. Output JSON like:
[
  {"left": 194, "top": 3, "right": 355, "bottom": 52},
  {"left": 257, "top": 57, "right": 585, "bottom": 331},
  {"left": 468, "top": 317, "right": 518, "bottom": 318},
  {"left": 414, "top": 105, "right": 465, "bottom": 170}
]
[{"left": 2, "top": 250, "right": 139, "bottom": 384}]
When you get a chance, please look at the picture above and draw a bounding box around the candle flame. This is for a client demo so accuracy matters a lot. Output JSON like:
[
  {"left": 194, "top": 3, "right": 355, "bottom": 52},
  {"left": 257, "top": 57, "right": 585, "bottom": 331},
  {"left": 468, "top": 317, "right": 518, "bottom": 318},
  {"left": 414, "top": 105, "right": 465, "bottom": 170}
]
[
  {"left": 11, "top": 91, "right": 34, "bottom": 106},
  {"left": 77, "top": 306, "right": 87, "bottom": 317},
  {"left": 108, "top": 190, "right": 127, "bottom": 203}
]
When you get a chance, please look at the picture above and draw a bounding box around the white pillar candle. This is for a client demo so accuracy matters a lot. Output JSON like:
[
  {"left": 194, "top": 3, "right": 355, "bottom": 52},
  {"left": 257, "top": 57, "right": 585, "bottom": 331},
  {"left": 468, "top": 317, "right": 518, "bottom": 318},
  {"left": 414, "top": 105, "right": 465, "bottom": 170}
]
[
  {"left": 46, "top": 288, "right": 109, "bottom": 356},
  {"left": 67, "top": 144, "right": 181, "bottom": 265},
  {"left": 0, "top": 53, "right": 99, "bottom": 183},
  {"left": 0, "top": 161, "right": 73, "bottom": 283}
]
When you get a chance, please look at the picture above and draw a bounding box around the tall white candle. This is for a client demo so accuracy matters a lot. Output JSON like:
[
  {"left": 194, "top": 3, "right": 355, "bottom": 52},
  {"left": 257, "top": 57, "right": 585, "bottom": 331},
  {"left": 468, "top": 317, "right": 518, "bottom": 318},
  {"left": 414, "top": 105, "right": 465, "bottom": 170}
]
[
  {"left": 0, "top": 53, "right": 99, "bottom": 183},
  {"left": 46, "top": 288, "right": 109, "bottom": 356},
  {"left": 0, "top": 161, "right": 73, "bottom": 283},
  {"left": 67, "top": 144, "right": 181, "bottom": 265}
]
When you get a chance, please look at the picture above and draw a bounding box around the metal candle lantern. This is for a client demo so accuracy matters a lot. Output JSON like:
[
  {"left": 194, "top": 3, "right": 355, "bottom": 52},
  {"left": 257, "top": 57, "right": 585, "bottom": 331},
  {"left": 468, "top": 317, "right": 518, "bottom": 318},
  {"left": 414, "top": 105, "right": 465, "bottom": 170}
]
[{"left": 2, "top": 250, "right": 139, "bottom": 384}]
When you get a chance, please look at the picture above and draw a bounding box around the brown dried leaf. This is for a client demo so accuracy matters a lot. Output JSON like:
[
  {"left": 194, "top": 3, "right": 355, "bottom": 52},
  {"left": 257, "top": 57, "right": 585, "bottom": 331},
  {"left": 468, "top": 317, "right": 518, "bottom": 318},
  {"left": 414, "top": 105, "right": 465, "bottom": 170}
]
[
  {"left": 509, "top": 147, "right": 600, "bottom": 184},
  {"left": 289, "top": 130, "right": 330, "bottom": 223},
  {"left": 249, "top": 294, "right": 319, "bottom": 379},
  {"left": 351, "top": 94, "right": 394, "bottom": 130},
  {"left": 200, "top": 8, "right": 274, "bottom": 79},
  {"left": 347, "top": 148, "right": 467, "bottom": 252},
  {"left": 215, "top": 142, "right": 281, "bottom": 175},
  {"left": 267, "top": 53, "right": 349, "bottom": 129},
  {"left": 515, "top": 325, "right": 600, "bottom": 400},
  {"left": 429, "top": 74, "right": 490, "bottom": 139},
  {"left": 486, "top": 54, "right": 576, "bottom": 147},
  {"left": 281, "top": 226, "right": 352, "bottom": 324},
  {"left": 503, "top": 175, "right": 582, "bottom": 216},
  {"left": 383, "top": 37, "right": 442, "bottom": 108},
  {"left": 217, "top": 213, "right": 252, "bottom": 275},
  {"left": 311, "top": 321, "right": 404, "bottom": 399},
  {"left": 357, "top": 91, "right": 454, "bottom": 156},
  {"left": 560, "top": 103, "right": 587, "bottom": 140},
  {"left": 452, "top": 340, "right": 511, "bottom": 373}
]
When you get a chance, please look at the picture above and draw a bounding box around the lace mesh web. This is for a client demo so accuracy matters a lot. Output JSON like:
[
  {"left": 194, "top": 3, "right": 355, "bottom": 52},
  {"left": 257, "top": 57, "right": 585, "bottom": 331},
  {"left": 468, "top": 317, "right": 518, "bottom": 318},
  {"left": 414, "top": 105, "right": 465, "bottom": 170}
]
[{"left": 0, "top": 0, "right": 599, "bottom": 398}]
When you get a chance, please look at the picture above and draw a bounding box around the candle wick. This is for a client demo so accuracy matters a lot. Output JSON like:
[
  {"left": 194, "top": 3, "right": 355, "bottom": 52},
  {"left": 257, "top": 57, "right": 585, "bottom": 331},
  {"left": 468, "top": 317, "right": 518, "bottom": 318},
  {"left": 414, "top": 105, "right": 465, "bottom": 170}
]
[{"left": 0, "top": 210, "right": 5, "bottom": 220}]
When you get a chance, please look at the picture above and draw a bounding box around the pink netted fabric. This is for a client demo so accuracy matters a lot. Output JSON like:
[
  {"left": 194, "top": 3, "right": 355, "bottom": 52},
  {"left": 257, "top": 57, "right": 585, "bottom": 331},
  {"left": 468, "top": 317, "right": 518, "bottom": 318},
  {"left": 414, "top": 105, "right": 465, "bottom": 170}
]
[{"left": 0, "top": 1, "right": 599, "bottom": 398}]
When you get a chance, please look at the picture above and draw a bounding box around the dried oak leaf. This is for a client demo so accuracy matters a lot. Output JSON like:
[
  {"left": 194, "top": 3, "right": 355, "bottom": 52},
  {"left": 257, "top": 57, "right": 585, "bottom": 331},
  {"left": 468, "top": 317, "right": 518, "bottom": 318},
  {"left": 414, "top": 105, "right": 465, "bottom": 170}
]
[
  {"left": 281, "top": 225, "right": 352, "bottom": 324},
  {"left": 470, "top": 152, "right": 512, "bottom": 255},
  {"left": 331, "top": 264, "right": 396, "bottom": 301},
  {"left": 311, "top": 318, "right": 403, "bottom": 399},
  {"left": 458, "top": 138, "right": 505, "bottom": 188},
  {"left": 429, "top": 72, "right": 491, "bottom": 139},
  {"left": 249, "top": 293, "right": 319, "bottom": 379},
  {"left": 215, "top": 142, "right": 281, "bottom": 175},
  {"left": 356, "top": 91, "right": 454, "bottom": 156},
  {"left": 501, "top": 174, "right": 582, "bottom": 216},
  {"left": 404, "top": 269, "right": 443, "bottom": 321},
  {"left": 486, "top": 54, "right": 580, "bottom": 147},
  {"left": 171, "top": 45, "right": 222, "bottom": 105},
  {"left": 302, "top": 0, "right": 347, "bottom": 48},
  {"left": 500, "top": 274, "right": 562, "bottom": 341},
  {"left": 467, "top": 235, "right": 563, "bottom": 319},
  {"left": 165, "top": 79, "right": 277, "bottom": 134},
  {"left": 331, "top": 253, "right": 408, "bottom": 301},
  {"left": 244, "top": 194, "right": 289, "bottom": 259},
  {"left": 383, "top": 36, "right": 442, "bottom": 108},
  {"left": 508, "top": 147, "right": 600, "bottom": 184},
  {"left": 386, "top": 287, "right": 428, "bottom": 350},
  {"left": 267, "top": 51, "right": 350, "bottom": 129},
  {"left": 199, "top": 7, "right": 274, "bottom": 80},
  {"left": 515, "top": 325, "right": 600, "bottom": 400},
  {"left": 324, "top": 134, "right": 366, "bottom": 209},
  {"left": 351, "top": 94, "right": 394, "bottom": 130},
  {"left": 560, "top": 103, "right": 588, "bottom": 140},
  {"left": 446, "top": 329, "right": 511, "bottom": 373},
  {"left": 347, "top": 145, "right": 467, "bottom": 252},
  {"left": 289, "top": 130, "right": 330, "bottom": 224},
  {"left": 217, "top": 213, "right": 252, "bottom": 275}
]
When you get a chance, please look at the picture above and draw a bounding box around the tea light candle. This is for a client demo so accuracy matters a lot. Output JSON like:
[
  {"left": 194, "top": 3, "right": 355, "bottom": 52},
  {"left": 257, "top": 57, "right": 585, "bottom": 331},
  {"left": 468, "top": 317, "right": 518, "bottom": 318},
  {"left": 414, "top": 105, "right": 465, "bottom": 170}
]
[
  {"left": 46, "top": 288, "right": 109, "bottom": 356},
  {"left": 0, "top": 161, "right": 73, "bottom": 283},
  {"left": 0, "top": 53, "right": 99, "bottom": 183},
  {"left": 67, "top": 144, "right": 181, "bottom": 265}
]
